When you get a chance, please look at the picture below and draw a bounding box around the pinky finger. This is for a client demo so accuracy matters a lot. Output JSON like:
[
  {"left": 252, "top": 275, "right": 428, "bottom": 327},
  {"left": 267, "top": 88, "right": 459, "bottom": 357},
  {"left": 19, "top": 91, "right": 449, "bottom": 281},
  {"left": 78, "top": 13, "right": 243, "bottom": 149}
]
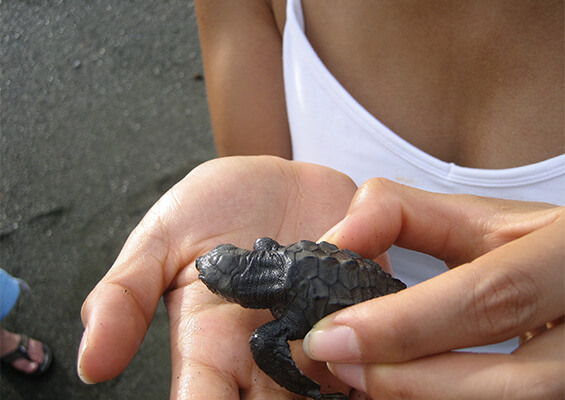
[{"left": 329, "top": 324, "right": 564, "bottom": 400}]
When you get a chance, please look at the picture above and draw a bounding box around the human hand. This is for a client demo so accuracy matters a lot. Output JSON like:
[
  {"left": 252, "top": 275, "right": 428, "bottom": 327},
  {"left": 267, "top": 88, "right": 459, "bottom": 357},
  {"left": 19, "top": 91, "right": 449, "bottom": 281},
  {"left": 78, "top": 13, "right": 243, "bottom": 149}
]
[
  {"left": 304, "top": 178, "right": 564, "bottom": 399},
  {"left": 77, "top": 156, "right": 361, "bottom": 398}
]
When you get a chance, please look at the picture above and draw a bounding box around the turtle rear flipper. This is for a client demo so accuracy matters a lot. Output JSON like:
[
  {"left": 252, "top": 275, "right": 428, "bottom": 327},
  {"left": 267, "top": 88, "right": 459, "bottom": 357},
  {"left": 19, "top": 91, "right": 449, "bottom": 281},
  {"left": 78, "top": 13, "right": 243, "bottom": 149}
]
[{"left": 249, "top": 317, "right": 347, "bottom": 400}]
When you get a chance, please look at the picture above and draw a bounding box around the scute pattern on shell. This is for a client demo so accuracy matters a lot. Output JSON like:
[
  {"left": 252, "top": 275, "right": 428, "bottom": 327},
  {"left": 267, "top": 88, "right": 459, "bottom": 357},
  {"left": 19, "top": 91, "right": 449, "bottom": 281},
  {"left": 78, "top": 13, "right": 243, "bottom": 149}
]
[{"left": 281, "top": 240, "right": 406, "bottom": 331}]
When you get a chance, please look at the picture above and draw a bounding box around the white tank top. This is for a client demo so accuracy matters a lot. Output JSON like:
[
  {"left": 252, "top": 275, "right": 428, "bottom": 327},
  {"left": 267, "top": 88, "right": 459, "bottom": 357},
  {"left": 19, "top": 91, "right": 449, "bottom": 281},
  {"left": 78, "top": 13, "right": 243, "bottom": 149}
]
[{"left": 283, "top": 0, "right": 565, "bottom": 353}]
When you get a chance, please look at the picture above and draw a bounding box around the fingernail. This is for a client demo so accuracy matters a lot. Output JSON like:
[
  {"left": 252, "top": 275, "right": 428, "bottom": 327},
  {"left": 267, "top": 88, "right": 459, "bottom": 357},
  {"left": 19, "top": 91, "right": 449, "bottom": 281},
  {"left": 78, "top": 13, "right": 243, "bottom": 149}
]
[
  {"left": 77, "top": 360, "right": 96, "bottom": 384},
  {"left": 78, "top": 368, "right": 95, "bottom": 385},
  {"left": 303, "top": 325, "right": 361, "bottom": 362},
  {"left": 77, "top": 331, "right": 96, "bottom": 384},
  {"left": 327, "top": 363, "right": 367, "bottom": 392}
]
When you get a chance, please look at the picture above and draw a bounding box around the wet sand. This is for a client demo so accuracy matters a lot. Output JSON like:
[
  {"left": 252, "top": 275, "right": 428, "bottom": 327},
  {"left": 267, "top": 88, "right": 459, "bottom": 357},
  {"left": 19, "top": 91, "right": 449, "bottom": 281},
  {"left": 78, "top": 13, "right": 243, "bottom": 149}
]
[{"left": 1, "top": 1, "right": 215, "bottom": 398}]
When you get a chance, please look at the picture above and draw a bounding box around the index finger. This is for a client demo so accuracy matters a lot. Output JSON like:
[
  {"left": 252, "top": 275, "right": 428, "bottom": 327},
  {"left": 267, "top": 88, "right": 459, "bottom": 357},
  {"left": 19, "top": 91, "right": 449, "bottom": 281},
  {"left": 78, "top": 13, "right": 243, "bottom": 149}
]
[{"left": 321, "top": 178, "right": 557, "bottom": 267}]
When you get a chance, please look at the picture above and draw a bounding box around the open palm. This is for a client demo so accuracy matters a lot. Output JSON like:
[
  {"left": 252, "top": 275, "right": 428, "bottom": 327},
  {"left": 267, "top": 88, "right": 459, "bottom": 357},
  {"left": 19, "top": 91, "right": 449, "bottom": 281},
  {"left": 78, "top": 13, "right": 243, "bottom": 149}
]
[{"left": 78, "top": 156, "right": 358, "bottom": 399}]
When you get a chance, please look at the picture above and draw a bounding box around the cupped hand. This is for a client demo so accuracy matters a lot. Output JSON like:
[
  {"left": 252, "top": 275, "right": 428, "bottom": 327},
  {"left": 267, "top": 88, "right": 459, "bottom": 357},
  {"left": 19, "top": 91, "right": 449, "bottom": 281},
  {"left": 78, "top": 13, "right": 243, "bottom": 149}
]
[
  {"left": 305, "top": 178, "right": 564, "bottom": 399},
  {"left": 77, "top": 156, "right": 359, "bottom": 399}
]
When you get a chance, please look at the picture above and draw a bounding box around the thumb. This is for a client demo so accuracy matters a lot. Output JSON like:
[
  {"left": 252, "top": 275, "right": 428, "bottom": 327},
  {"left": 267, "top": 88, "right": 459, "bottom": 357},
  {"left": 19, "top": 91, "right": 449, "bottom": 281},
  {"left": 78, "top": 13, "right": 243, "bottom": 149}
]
[{"left": 77, "top": 205, "right": 175, "bottom": 383}]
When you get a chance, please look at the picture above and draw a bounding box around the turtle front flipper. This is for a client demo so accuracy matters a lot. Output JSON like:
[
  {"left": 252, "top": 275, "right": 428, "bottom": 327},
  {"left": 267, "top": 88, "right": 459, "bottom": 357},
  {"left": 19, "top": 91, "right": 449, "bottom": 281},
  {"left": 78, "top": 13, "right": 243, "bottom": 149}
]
[{"left": 249, "top": 317, "right": 348, "bottom": 400}]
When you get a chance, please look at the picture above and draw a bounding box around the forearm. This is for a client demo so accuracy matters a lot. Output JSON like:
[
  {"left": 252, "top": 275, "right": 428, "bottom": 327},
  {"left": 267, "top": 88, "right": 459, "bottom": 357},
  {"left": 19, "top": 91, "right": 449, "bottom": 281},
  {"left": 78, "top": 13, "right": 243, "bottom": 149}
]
[{"left": 195, "top": 0, "right": 292, "bottom": 158}]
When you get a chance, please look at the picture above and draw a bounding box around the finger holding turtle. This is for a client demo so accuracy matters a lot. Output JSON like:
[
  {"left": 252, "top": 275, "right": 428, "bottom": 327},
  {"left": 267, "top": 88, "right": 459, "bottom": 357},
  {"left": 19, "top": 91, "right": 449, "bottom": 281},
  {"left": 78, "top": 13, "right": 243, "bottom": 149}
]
[{"left": 308, "top": 179, "right": 564, "bottom": 399}]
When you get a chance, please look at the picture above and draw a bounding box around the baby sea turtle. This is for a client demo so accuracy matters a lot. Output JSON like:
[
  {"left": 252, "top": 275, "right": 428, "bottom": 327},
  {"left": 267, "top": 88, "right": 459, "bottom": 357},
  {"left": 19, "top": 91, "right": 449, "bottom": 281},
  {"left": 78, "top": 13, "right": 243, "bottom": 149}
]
[{"left": 196, "top": 237, "right": 406, "bottom": 400}]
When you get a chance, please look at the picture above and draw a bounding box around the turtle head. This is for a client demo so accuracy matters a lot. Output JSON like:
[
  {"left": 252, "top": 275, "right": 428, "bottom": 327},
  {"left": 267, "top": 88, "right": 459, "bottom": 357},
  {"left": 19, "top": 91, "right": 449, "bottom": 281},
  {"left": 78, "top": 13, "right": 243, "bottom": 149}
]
[
  {"left": 195, "top": 238, "right": 286, "bottom": 309},
  {"left": 195, "top": 243, "right": 250, "bottom": 302}
]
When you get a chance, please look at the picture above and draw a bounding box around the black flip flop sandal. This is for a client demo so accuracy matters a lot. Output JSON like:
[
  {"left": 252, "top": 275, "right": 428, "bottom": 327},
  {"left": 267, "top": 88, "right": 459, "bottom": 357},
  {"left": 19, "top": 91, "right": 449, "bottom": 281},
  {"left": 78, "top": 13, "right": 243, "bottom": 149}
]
[{"left": 1, "top": 334, "right": 53, "bottom": 375}]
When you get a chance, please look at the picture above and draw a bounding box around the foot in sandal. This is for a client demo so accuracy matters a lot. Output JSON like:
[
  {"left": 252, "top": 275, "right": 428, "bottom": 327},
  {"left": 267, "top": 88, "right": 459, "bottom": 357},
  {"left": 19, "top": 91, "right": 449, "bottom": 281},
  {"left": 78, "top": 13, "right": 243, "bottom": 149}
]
[{"left": 1, "top": 328, "right": 53, "bottom": 375}]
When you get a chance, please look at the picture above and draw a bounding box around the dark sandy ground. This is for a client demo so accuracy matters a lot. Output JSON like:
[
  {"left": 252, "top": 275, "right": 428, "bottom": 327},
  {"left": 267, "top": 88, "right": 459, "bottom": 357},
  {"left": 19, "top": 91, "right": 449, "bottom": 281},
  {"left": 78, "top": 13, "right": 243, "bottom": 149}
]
[{"left": 1, "top": 1, "right": 215, "bottom": 398}]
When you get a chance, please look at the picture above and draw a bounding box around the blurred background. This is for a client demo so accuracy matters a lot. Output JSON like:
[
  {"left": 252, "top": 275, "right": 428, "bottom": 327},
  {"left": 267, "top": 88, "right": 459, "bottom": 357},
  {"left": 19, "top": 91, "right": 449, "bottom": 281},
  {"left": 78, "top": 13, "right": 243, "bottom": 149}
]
[{"left": 1, "top": 1, "right": 215, "bottom": 398}]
